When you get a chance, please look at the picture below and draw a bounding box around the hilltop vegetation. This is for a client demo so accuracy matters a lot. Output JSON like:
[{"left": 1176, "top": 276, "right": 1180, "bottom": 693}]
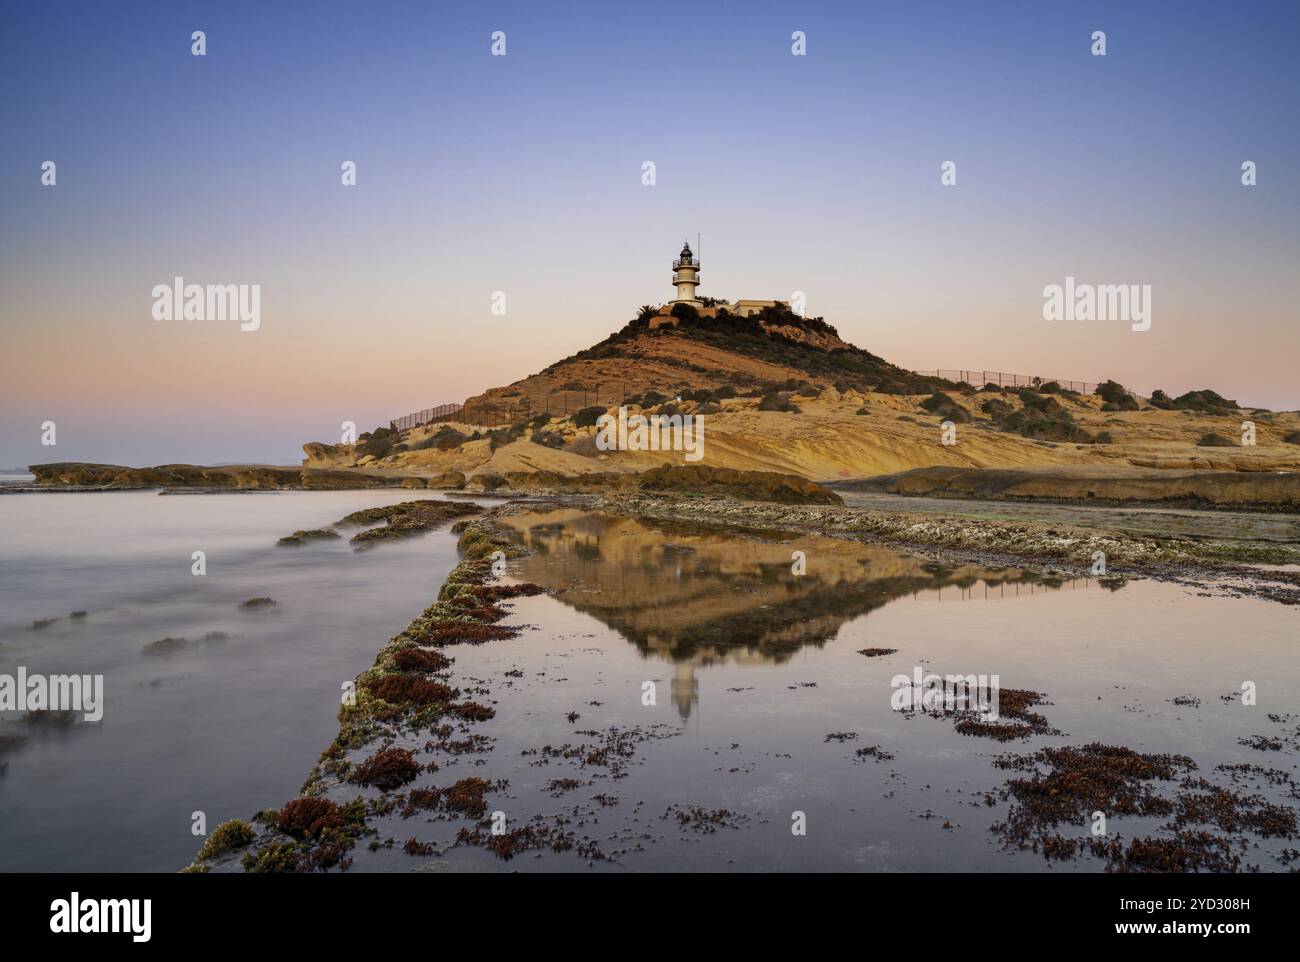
[
  {"left": 464, "top": 302, "right": 959, "bottom": 420},
  {"left": 284, "top": 303, "right": 1300, "bottom": 494}
]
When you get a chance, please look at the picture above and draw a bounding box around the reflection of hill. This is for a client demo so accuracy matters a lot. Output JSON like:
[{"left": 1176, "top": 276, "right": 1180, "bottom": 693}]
[{"left": 498, "top": 509, "right": 1069, "bottom": 718}]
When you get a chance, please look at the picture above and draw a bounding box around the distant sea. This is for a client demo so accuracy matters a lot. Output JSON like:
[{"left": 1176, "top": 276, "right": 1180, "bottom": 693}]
[{"left": 0, "top": 488, "right": 480, "bottom": 871}]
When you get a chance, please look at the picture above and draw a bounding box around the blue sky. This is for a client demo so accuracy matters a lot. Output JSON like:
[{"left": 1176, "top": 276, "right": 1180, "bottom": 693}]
[{"left": 1, "top": 0, "right": 1297, "bottom": 465}]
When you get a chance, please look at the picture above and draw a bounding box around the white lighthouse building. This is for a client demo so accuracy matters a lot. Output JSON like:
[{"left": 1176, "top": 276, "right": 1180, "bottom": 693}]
[
  {"left": 669, "top": 241, "right": 702, "bottom": 307},
  {"left": 653, "top": 240, "right": 782, "bottom": 321}
]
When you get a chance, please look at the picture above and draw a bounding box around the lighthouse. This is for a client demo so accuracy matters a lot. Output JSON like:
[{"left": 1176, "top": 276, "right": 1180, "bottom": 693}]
[{"left": 670, "top": 241, "right": 702, "bottom": 307}]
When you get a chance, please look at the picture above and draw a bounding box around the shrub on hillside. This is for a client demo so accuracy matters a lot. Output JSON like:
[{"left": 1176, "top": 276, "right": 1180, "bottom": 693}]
[
  {"left": 1095, "top": 380, "right": 1130, "bottom": 403},
  {"left": 530, "top": 430, "right": 565, "bottom": 449},
  {"left": 484, "top": 425, "right": 524, "bottom": 451},
  {"left": 356, "top": 426, "right": 399, "bottom": 460},
  {"left": 994, "top": 392, "right": 1092, "bottom": 441},
  {"left": 1013, "top": 387, "right": 1050, "bottom": 411},
  {"left": 1151, "top": 389, "right": 1239, "bottom": 415},
  {"left": 1094, "top": 380, "right": 1140, "bottom": 411},
  {"left": 980, "top": 397, "right": 1014, "bottom": 420},
  {"left": 1196, "top": 433, "right": 1236, "bottom": 447},
  {"left": 433, "top": 426, "right": 473, "bottom": 450},
  {"left": 1002, "top": 410, "right": 1092, "bottom": 443},
  {"left": 572, "top": 405, "right": 606, "bottom": 428},
  {"left": 920, "top": 392, "right": 972, "bottom": 423},
  {"left": 404, "top": 426, "right": 478, "bottom": 452},
  {"left": 758, "top": 391, "right": 800, "bottom": 413}
]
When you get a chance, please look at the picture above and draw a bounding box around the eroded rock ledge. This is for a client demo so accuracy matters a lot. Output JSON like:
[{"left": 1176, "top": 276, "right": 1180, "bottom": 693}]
[
  {"left": 27, "top": 461, "right": 842, "bottom": 504},
  {"left": 26, "top": 462, "right": 429, "bottom": 490},
  {"left": 842, "top": 465, "right": 1300, "bottom": 512}
]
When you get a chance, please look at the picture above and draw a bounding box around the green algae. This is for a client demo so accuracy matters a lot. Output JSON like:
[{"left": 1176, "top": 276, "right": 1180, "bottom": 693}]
[{"left": 210, "top": 511, "right": 538, "bottom": 872}]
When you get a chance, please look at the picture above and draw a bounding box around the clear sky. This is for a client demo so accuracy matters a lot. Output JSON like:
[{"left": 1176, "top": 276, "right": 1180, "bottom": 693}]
[{"left": 2, "top": 0, "right": 1297, "bottom": 466}]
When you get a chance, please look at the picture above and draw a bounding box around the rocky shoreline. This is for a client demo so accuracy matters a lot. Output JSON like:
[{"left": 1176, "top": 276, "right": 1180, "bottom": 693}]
[
  {"left": 185, "top": 517, "right": 539, "bottom": 872},
  {"left": 28, "top": 459, "right": 1300, "bottom": 521},
  {"left": 22, "top": 459, "right": 1300, "bottom": 604},
  {"left": 593, "top": 493, "right": 1300, "bottom": 606},
  {"left": 23, "top": 461, "right": 845, "bottom": 504},
  {"left": 182, "top": 498, "right": 1299, "bottom": 873},
  {"left": 23, "top": 462, "right": 432, "bottom": 491},
  {"left": 838, "top": 465, "right": 1300, "bottom": 513}
]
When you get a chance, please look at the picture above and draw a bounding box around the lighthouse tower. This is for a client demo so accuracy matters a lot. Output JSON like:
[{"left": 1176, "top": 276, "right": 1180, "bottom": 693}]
[{"left": 670, "top": 241, "right": 702, "bottom": 306}]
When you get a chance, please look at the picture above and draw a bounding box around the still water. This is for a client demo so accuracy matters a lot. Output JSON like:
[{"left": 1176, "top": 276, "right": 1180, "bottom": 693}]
[
  {"left": 3, "top": 497, "right": 1297, "bottom": 871},
  {"left": 0, "top": 490, "right": 476, "bottom": 871},
  {"left": 329, "top": 508, "right": 1300, "bottom": 872}
]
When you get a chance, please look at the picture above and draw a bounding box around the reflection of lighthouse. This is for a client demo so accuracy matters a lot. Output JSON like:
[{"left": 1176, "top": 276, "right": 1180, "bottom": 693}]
[
  {"left": 670, "top": 241, "right": 702, "bottom": 306},
  {"left": 671, "top": 661, "right": 700, "bottom": 719}
]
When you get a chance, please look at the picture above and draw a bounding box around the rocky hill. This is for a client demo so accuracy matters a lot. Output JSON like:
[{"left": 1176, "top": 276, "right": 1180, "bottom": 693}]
[
  {"left": 301, "top": 304, "right": 1300, "bottom": 497},
  {"left": 32, "top": 304, "right": 1300, "bottom": 508},
  {"left": 459, "top": 303, "right": 945, "bottom": 420}
]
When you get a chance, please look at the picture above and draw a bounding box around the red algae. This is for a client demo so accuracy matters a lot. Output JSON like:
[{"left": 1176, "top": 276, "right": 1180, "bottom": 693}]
[
  {"left": 391, "top": 647, "right": 452, "bottom": 672},
  {"left": 351, "top": 746, "right": 423, "bottom": 790},
  {"left": 275, "top": 797, "right": 343, "bottom": 840},
  {"left": 367, "top": 674, "right": 458, "bottom": 706}
]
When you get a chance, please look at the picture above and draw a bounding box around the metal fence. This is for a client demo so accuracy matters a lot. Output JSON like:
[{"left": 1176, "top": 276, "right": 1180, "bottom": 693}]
[
  {"left": 522, "top": 381, "right": 719, "bottom": 416},
  {"left": 390, "top": 403, "right": 464, "bottom": 432},
  {"left": 390, "top": 401, "right": 547, "bottom": 431},
  {"left": 389, "top": 382, "right": 702, "bottom": 433},
  {"left": 535, "top": 384, "right": 628, "bottom": 416},
  {"left": 391, "top": 371, "right": 1125, "bottom": 433},
  {"left": 914, "top": 370, "right": 1100, "bottom": 395}
]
